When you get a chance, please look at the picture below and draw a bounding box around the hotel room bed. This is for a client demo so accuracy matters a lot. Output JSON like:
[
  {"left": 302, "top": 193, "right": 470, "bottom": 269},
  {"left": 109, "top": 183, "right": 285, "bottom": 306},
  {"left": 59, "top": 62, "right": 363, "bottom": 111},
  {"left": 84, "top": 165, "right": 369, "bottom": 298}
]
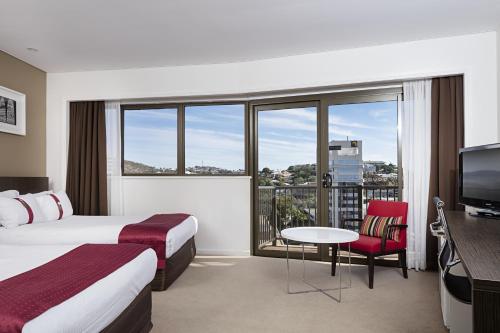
[
  {"left": 0, "top": 177, "right": 197, "bottom": 291},
  {"left": 0, "top": 244, "right": 156, "bottom": 333},
  {"left": 0, "top": 215, "right": 198, "bottom": 259},
  {"left": 0, "top": 215, "right": 197, "bottom": 291}
]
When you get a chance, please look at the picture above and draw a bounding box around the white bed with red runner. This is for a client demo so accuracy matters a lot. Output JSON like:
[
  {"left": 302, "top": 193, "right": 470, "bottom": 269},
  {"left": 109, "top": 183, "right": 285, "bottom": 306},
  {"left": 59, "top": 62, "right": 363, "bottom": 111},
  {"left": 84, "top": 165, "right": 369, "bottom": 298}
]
[
  {"left": 0, "top": 215, "right": 198, "bottom": 259},
  {"left": 0, "top": 244, "right": 156, "bottom": 333}
]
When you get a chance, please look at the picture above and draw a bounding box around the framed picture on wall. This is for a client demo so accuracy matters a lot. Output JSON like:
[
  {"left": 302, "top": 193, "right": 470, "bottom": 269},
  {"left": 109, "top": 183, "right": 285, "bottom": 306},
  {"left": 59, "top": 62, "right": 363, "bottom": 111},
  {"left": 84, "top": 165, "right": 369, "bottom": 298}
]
[{"left": 0, "top": 85, "right": 26, "bottom": 136}]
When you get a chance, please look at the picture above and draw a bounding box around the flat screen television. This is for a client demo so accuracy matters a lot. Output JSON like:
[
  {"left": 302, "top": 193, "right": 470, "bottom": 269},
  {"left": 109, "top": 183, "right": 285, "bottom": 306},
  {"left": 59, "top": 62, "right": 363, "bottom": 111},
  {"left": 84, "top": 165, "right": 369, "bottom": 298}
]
[{"left": 459, "top": 143, "right": 500, "bottom": 213}]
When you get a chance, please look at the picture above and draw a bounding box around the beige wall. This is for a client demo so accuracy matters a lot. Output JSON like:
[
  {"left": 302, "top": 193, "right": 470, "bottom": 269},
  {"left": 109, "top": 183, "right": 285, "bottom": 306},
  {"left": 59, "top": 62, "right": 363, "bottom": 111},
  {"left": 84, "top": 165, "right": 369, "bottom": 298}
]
[{"left": 0, "top": 51, "right": 46, "bottom": 176}]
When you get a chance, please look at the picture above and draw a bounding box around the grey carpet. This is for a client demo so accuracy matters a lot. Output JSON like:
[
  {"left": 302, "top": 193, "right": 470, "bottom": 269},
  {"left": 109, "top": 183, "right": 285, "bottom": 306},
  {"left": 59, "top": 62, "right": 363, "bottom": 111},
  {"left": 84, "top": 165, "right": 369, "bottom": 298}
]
[{"left": 152, "top": 256, "right": 446, "bottom": 333}]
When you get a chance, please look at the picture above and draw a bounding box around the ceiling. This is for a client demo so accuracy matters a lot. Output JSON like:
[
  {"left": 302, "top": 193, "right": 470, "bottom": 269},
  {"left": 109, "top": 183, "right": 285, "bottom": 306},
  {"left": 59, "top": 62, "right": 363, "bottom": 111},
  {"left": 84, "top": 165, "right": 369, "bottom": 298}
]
[{"left": 1, "top": 0, "right": 499, "bottom": 73}]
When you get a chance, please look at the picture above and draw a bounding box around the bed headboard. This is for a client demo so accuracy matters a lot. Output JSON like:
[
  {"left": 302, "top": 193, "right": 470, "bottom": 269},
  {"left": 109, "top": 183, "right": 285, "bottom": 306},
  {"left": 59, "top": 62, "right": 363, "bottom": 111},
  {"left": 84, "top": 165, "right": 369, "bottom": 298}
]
[{"left": 0, "top": 177, "right": 49, "bottom": 194}]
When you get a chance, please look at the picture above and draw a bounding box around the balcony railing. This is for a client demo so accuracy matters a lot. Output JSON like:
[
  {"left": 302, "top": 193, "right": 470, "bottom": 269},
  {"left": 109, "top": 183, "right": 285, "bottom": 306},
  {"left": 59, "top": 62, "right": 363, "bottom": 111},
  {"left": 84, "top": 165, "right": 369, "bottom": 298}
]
[{"left": 257, "top": 185, "right": 399, "bottom": 248}]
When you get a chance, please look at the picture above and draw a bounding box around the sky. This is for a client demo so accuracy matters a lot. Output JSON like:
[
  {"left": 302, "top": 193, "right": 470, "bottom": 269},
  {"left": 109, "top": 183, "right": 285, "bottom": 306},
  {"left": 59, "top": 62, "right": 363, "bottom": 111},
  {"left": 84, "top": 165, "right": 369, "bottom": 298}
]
[
  {"left": 258, "top": 101, "right": 398, "bottom": 170},
  {"left": 123, "top": 105, "right": 245, "bottom": 170},
  {"left": 123, "top": 101, "right": 398, "bottom": 171}
]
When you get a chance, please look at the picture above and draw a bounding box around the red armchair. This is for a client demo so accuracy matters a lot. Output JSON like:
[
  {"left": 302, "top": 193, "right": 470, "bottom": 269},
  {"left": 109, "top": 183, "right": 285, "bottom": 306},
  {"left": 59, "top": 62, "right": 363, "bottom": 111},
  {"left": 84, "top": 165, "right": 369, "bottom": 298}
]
[{"left": 331, "top": 200, "right": 408, "bottom": 289}]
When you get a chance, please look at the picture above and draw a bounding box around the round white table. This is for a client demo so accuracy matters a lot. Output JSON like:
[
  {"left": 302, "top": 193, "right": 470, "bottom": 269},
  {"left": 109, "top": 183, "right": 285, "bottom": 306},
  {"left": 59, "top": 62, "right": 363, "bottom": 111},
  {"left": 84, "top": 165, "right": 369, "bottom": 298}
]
[{"left": 281, "top": 227, "right": 359, "bottom": 302}]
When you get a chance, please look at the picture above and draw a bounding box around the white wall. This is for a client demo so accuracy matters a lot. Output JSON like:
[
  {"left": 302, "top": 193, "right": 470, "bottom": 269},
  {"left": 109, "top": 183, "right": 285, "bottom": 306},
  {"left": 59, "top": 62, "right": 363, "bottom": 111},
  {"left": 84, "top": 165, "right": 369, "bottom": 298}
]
[
  {"left": 47, "top": 31, "right": 499, "bottom": 255},
  {"left": 121, "top": 177, "right": 251, "bottom": 256}
]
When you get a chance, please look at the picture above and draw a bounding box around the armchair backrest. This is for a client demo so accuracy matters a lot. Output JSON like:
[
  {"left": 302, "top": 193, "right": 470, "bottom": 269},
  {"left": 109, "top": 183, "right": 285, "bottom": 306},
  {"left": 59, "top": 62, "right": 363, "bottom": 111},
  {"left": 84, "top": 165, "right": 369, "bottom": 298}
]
[{"left": 367, "top": 200, "right": 408, "bottom": 246}]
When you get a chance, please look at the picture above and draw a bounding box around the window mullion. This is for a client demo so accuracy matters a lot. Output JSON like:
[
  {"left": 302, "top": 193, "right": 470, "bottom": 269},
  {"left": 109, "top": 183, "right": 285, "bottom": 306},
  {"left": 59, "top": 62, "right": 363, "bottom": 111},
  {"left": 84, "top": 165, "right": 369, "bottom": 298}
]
[{"left": 178, "top": 104, "right": 185, "bottom": 176}]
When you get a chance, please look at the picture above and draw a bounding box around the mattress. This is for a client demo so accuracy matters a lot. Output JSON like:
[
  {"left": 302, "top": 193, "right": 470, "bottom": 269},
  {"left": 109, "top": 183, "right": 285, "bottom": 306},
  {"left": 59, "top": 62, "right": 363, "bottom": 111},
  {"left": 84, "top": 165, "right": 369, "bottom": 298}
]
[
  {"left": 0, "top": 215, "right": 198, "bottom": 258},
  {"left": 0, "top": 244, "right": 156, "bottom": 333}
]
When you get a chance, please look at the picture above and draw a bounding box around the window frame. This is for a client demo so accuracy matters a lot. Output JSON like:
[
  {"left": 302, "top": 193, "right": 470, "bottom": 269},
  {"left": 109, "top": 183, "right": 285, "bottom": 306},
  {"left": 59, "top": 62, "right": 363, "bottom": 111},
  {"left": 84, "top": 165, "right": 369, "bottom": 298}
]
[
  {"left": 121, "top": 103, "right": 181, "bottom": 176},
  {"left": 121, "top": 101, "right": 249, "bottom": 176}
]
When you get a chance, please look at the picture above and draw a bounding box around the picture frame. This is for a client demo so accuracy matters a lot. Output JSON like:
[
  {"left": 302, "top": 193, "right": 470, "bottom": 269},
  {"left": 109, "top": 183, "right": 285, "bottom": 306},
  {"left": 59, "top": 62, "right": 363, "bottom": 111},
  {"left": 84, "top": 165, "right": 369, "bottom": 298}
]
[{"left": 0, "top": 85, "right": 26, "bottom": 136}]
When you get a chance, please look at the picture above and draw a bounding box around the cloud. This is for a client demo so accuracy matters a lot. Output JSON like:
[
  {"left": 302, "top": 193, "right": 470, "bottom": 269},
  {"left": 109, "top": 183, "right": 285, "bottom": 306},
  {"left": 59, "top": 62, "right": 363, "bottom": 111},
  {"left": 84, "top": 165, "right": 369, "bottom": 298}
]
[
  {"left": 185, "top": 128, "right": 245, "bottom": 169},
  {"left": 259, "top": 108, "right": 317, "bottom": 132},
  {"left": 329, "top": 115, "right": 375, "bottom": 129},
  {"left": 125, "top": 109, "right": 177, "bottom": 122},
  {"left": 185, "top": 111, "right": 244, "bottom": 124},
  {"left": 124, "top": 125, "right": 178, "bottom": 168},
  {"left": 369, "top": 108, "right": 394, "bottom": 118}
]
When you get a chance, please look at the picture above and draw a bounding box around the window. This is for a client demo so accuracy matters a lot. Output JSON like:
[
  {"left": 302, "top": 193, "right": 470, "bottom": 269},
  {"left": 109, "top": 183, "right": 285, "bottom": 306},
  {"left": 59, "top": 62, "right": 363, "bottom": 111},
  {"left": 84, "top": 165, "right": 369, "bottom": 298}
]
[
  {"left": 185, "top": 104, "right": 245, "bottom": 175},
  {"left": 122, "top": 106, "right": 178, "bottom": 175},
  {"left": 121, "top": 102, "right": 247, "bottom": 176}
]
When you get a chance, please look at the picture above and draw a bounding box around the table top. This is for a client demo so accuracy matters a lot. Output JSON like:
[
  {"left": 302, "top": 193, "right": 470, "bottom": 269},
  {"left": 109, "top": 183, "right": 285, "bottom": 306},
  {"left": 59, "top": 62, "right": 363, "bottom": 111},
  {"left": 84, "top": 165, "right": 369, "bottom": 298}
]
[
  {"left": 446, "top": 211, "right": 500, "bottom": 291},
  {"left": 281, "top": 227, "right": 359, "bottom": 244}
]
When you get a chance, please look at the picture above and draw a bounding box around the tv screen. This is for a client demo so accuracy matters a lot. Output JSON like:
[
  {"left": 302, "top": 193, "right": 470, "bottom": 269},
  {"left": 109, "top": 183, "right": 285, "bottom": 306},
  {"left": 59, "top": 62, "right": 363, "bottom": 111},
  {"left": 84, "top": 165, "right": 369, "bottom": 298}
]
[{"left": 460, "top": 144, "right": 500, "bottom": 211}]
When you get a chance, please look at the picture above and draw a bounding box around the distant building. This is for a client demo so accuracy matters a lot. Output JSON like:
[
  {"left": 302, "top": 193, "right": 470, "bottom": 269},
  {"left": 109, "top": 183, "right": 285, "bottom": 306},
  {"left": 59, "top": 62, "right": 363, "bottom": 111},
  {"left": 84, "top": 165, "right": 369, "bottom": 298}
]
[
  {"left": 329, "top": 140, "right": 363, "bottom": 184},
  {"left": 363, "top": 163, "right": 376, "bottom": 173},
  {"left": 328, "top": 140, "right": 363, "bottom": 227}
]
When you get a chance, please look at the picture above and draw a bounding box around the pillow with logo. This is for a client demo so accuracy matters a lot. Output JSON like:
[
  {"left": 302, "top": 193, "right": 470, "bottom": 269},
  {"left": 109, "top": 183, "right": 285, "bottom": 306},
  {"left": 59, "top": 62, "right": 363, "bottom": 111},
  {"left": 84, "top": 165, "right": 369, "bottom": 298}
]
[
  {"left": 36, "top": 191, "right": 73, "bottom": 221},
  {"left": 0, "top": 194, "right": 46, "bottom": 228},
  {"left": 359, "top": 215, "right": 403, "bottom": 242}
]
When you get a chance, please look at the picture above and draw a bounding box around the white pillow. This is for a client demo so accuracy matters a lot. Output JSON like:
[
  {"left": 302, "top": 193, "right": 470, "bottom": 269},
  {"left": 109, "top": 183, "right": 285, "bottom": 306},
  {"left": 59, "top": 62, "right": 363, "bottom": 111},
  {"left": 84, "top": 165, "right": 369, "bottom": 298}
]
[
  {"left": 0, "top": 194, "right": 46, "bottom": 228},
  {"left": 31, "top": 190, "right": 53, "bottom": 197},
  {"left": 0, "top": 190, "right": 19, "bottom": 198},
  {"left": 36, "top": 191, "right": 73, "bottom": 221}
]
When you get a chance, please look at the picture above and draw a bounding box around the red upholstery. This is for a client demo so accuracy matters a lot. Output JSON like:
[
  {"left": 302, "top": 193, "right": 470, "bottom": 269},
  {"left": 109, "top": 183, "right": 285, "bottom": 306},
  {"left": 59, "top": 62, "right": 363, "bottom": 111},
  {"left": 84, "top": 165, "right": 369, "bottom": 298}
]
[
  {"left": 342, "top": 200, "right": 408, "bottom": 254},
  {"left": 341, "top": 235, "right": 403, "bottom": 253}
]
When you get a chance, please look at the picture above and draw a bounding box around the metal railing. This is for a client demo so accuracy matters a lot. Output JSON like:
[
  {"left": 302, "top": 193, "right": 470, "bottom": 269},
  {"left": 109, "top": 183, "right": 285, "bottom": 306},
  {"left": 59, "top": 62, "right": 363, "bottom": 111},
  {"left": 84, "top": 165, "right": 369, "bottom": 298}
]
[{"left": 257, "top": 185, "right": 399, "bottom": 248}]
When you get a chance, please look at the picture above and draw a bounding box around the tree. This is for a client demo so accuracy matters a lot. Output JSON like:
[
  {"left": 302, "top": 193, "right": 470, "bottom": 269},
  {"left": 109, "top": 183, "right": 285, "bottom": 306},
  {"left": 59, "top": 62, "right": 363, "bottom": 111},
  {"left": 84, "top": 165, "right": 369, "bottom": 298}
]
[
  {"left": 276, "top": 198, "right": 309, "bottom": 230},
  {"left": 261, "top": 167, "right": 272, "bottom": 176}
]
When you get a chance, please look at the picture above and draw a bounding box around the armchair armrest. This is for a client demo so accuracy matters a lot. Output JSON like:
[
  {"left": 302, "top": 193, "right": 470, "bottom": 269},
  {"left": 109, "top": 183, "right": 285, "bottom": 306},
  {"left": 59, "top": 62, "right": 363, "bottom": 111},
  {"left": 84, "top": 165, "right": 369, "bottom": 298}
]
[
  {"left": 341, "top": 218, "right": 363, "bottom": 231},
  {"left": 381, "top": 224, "right": 408, "bottom": 252}
]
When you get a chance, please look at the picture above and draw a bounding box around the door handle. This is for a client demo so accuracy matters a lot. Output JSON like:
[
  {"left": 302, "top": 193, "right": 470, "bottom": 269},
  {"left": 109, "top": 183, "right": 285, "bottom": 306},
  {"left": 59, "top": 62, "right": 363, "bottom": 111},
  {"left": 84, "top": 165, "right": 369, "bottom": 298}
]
[{"left": 322, "top": 173, "right": 333, "bottom": 188}]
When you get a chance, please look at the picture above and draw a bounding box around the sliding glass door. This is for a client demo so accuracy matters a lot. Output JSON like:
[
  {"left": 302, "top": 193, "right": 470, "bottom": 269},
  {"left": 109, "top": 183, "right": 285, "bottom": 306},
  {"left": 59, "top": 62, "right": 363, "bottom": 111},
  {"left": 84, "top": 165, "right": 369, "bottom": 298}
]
[
  {"left": 326, "top": 98, "right": 401, "bottom": 231},
  {"left": 251, "top": 89, "right": 402, "bottom": 261},
  {"left": 253, "top": 101, "right": 321, "bottom": 258}
]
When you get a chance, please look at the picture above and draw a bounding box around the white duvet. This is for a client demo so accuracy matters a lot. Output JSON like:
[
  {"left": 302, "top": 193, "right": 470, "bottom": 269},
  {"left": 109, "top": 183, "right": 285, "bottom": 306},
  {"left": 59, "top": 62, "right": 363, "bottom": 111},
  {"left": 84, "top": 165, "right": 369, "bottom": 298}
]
[
  {"left": 0, "top": 215, "right": 198, "bottom": 258},
  {"left": 0, "top": 244, "right": 157, "bottom": 333}
]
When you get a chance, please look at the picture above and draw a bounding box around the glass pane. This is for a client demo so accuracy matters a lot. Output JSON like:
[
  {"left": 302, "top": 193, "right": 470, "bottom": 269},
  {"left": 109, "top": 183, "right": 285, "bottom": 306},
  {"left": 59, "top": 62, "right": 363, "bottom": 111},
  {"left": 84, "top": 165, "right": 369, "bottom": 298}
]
[
  {"left": 123, "top": 108, "right": 177, "bottom": 174},
  {"left": 257, "top": 106, "right": 318, "bottom": 254},
  {"left": 258, "top": 108, "right": 317, "bottom": 184},
  {"left": 328, "top": 100, "right": 399, "bottom": 228},
  {"left": 185, "top": 104, "right": 245, "bottom": 175}
]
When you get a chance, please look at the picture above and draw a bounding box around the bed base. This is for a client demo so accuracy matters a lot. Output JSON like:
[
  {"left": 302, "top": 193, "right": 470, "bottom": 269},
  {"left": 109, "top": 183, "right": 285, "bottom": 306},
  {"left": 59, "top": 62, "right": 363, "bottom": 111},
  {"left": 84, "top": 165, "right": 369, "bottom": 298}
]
[
  {"left": 152, "top": 237, "right": 196, "bottom": 291},
  {"left": 102, "top": 284, "right": 152, "bottom": 333}
]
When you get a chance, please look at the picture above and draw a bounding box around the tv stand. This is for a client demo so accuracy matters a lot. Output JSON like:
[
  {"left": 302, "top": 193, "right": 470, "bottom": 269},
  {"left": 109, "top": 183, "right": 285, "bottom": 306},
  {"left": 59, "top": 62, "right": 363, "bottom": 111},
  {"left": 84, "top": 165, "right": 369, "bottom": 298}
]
[{"left": 470, "top": 210, "right": 500, "bottom": 219}]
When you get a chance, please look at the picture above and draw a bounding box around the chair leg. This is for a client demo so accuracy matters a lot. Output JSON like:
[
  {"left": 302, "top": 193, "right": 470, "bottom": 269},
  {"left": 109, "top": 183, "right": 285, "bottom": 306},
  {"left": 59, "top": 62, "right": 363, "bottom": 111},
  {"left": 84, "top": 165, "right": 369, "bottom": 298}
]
[
  {"left": 331, "top": 244, "right": 338, "bottom": 276},
  {"left": 399, "top": 250, "right": 408, "bottom": 279},
  {"left": 368, "top": 255, "right": 375, "bottom": 289}
]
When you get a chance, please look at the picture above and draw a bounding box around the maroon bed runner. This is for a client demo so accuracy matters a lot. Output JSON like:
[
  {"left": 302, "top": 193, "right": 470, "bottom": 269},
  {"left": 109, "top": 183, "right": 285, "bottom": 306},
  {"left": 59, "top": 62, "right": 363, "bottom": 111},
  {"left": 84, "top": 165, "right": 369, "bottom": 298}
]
[
  {"left": 118, "top": 213, "right": 190, "bottom": 269},
  {"left": 0, "top": 243, "right": 149, "bottom": 333}
]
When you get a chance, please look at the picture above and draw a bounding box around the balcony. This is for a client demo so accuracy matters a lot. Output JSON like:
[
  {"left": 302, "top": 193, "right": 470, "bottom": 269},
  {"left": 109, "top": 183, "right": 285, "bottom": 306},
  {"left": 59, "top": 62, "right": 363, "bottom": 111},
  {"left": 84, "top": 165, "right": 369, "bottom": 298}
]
[{"left": 257, "top": 185, "right": 399, "bottom": 249}]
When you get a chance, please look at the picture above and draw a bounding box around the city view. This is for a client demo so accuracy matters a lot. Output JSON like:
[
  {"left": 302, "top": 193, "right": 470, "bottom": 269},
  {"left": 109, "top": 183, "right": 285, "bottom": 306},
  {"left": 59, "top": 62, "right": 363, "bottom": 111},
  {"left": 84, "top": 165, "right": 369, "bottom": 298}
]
[{"left": 256, "top": 101, "right": 399, "bottom": 250}]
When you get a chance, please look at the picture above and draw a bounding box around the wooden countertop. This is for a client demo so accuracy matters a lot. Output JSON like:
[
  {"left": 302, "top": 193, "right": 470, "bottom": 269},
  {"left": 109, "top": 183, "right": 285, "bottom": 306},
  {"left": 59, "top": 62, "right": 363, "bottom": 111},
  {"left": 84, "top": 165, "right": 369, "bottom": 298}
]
[{"left": 446, "top": 211, "right": 500, "bottom": 292}]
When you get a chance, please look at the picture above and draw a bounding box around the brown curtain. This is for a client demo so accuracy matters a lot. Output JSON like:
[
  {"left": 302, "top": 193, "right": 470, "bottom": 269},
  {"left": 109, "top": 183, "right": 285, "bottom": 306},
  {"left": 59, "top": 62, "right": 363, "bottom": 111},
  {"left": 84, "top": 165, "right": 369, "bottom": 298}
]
[
  {"left": 426, "top": 76, "right": 464, "bottom": 270},
  {"left": 66, "top": 101, "right": 108, "bottom": 215}
]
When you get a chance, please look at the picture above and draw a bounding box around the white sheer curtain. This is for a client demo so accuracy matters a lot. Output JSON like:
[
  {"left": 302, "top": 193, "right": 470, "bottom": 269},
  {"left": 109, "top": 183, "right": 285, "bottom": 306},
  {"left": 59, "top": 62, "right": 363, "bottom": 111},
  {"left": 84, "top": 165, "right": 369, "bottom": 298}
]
[
  {"left": 401, "top": 80, "right": 432, "bottom": 271},
  {"left": 105, "top": 101, "right": 124, "bottom": 215}
]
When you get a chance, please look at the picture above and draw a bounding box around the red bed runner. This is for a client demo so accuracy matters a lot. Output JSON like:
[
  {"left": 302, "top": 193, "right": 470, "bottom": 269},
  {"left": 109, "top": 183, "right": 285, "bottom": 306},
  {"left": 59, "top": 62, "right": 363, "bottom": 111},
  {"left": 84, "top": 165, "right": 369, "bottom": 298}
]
[
  {"left": 0, "top": 243, "right": 149, "bottom": 333},
  {"left": 118, "top": 213, "right": 190, "bottom": 269}
]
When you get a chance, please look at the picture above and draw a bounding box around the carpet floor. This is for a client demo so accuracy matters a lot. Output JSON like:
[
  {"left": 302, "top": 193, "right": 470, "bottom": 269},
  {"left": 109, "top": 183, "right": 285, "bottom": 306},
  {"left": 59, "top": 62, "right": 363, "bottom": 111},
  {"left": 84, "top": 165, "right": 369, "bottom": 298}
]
[{"left": 152, "top": 256, "right": 446, "bottom": 333}]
